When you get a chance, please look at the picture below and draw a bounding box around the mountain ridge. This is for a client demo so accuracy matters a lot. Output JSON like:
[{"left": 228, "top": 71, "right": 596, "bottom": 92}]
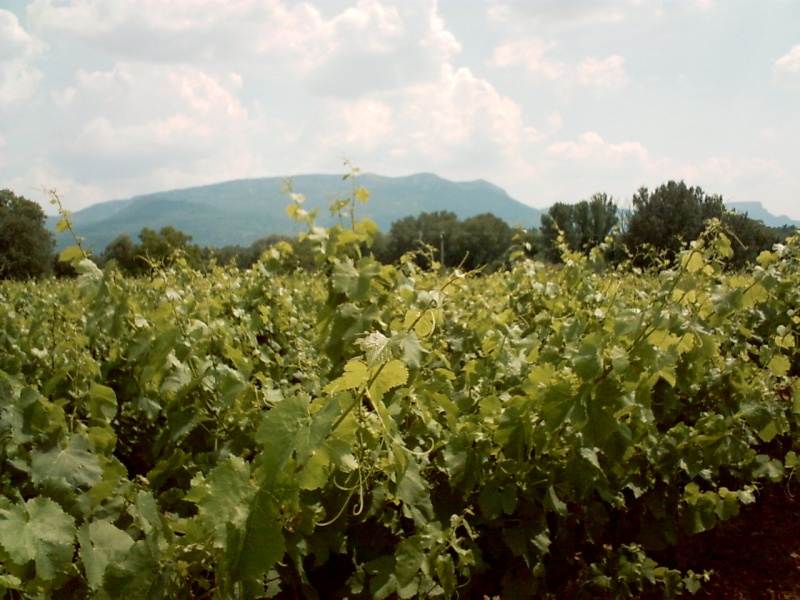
[
  {"left": 49, "top": 172, "right": 545, "bottom": 252},
  {"left": 48, "top": 173, "right": 799, "bottom": 253}
]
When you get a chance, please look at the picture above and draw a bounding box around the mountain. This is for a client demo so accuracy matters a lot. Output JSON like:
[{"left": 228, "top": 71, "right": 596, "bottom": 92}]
[
  {"left": 49, "top": 173, "right": 544, "bottom": 253},
  {"left": 726, "top": 202, "right": 800, "bottom": 229}
]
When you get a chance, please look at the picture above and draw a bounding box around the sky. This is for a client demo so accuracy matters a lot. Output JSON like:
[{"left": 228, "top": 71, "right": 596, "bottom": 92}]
[{"left": 1, "top": 0, "right": 799, "bottom": 221}]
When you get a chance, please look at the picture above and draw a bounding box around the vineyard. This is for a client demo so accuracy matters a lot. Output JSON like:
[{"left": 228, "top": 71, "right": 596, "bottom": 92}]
[{"left": 1, "top": 187, "right": 799, "bottom": 599}]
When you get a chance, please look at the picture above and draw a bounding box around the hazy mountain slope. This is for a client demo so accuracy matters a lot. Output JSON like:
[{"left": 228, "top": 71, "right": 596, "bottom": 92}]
[
  {"left": 727, "top": 202, "right": 800, "bottom": 229},
  {"left": 51, "top": 173, "right": 545, "bottom": 252},
  {"left": 48, "top": 174, "right": 797, "bottom": 254}
]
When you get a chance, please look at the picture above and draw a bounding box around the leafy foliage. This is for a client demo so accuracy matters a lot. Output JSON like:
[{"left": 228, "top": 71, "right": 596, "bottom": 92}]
[
  {"left": 0, "top": 189, "right": 55, "bottom": 280},
  {"left": 540, "top": 193, "right": 618, "bottom": 262},
  {"left": 1, "top": 178, "right": 800, "bottom": 599},
  {"left": 378, "top": 210, "right": 513, "bottom": 270}
]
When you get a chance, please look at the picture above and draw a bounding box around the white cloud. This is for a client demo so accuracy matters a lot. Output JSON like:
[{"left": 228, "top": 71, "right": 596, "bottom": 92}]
[
  {"left": 774, "top": 44, "right": 800, "bottom": 85},
  {"left": 546, "top": 132, "right": 649, "bottom": 166},
  {"left": 398, "top": 65, "right": 541, "bottom": 165},
  {"left": 294, "top": 63, "right": 542, "bottom": 184},
  {"left": 0, "top": 9, "right": 45, "bottom": 111},
  {"left": 489, "top": 38, "right": 564, "bottom": 80},
  {"left": 304, "top": 0, "right": 461, "bottom": 97},
  {"left": 340, "top": 99, "right": 394, "bottom": 149},
  {"left": 27, "top": 0, "right": 329, "bottom": 69},
  {"left": 537, "top": 132, "right": 656, "bottom": 203},
  {"left": 575, "top": 55, "right": 628, "bottom": 94},
  {"left": 45, "top": 62, "right": 272, "bottom": 197},
  {"left": 489, "top": 38, "right": 628, "bottom": 96},
  {"left": 27, "top": 0, "right": 459, "bottom": 94}
]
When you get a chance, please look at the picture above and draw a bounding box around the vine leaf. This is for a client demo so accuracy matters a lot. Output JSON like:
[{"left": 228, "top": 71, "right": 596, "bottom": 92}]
[
  {"left": 369, "top": 359, "right": 408, "bottom": 403},
  {"left": 0, "top": 497, "right": 76, "bottom": 581},
  {"left": 78, "top": 521, "right": 134, "bottom": 590},
  {"left": 30, "top": 435, "right": 104, "bottom": 490}
]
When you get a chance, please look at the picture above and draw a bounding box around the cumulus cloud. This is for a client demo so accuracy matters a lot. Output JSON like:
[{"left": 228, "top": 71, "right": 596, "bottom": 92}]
[
  {"left": 774, "top": 44, "right": 800, "bottom": 85},
  {"left": 396, "top": 65, "right": 541, "bottom": 166},
  {"left": 575, "top": 55, "right": 628, "bottom": 94},
  {"left": 340, "top": 99, "right": 395, "bottom": 149},
  {"left": 0, "top": 9, "right": 45, "bottom": 111},
  {"left": 546, "top": 132, "right": 649, "bottom": 166},
  {"left": 489, "top": 38, "right": 628, "bottom": 96},
  {"left": 297, "top": 63, "right": 542, "bottom": 184},
  {"left": 48, "top": 62, "right": 270, "bottom": 194},
  {"left": 489, "top": 38, "right": 564, "bottom": 80},
  {"left": 27, "top": 0, "right": 329, "bottom": 69},
  {"left": 536, "top": 132, "right": 655, "bottom": 202},
  {"left": 28, "top": 0, "right": 459, "bottom": 93},
  {"left": 303, "top": 0, "right": 461, "bottom": 97}
]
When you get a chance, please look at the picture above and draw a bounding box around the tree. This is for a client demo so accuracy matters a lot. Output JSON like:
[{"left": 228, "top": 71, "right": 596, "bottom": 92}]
[
  {"left": 624, "top": 181, "right": 724, "bottom": 264},
  {"left": 97, "top": 226, "right": 202, "bottom": 275},
  {"left": 540, "top": 193, "right": 618, "bottom": 262},
  {"left": 378, "top": 211, "right": 514, "bottom": 270},
  {"left": 722, "top": 212, "right": 793, "bottom": 269},
  {"left": 450, "top": 213, "right": 514, "bottom": 271},
  {"left": 381, "top": 211, "right": 460, "bottom": 267},
  {"left": 0, "top": 189, "right": 55, "bottom": 279},
  {"left": 138, "top": 226, "right": 202, "bottom": 270},
  {"left": 98, "top": 234, "right": 141, "bottom": 274}
]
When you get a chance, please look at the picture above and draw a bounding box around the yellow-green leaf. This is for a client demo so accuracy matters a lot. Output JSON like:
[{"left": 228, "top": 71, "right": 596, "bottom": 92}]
[
  {"left": 767, "top": 354, "right": 790, "bottom": 377},
  {"left": 55, "top": 218, "right": 71, "bottom": 233},
  {"left": 369, "top": 359, "right": 408, "bottom": 403},
  {"left": 59, "top": 245, "right": 84, "bottom": 264},
  {"left": 324, "top": 360, "right": 369, "bottom": 394},
  {"left": 355, "top": 187, "right": 370, "bottom": 203}
]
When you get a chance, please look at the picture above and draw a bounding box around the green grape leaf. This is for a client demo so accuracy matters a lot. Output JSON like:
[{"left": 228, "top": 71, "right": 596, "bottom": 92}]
[
  {"left": 369, "top": 359, "right": 408, "bottom": 403},
  {"left": 30, "top": 435, "right": 104, "bottom": 490},
  {"left": 543, "top": 485, "right": 568, "bottom": 515},
  {"left": 78, "top": 521, "right": 135, "bottom": 591},
  {"left": 683, "top": 251, "right": 704, "bottom": 273},
  {"left": 88, "top": 381, "right": 117, "bottom": 423},
  {"left": 59, "top": 245, "right": 84, "bottom": 265},
  {"left": 355, "top": 186, "right": 370, "bottom": 203},
  {"left": 397, "top": 331, "right": 425, "bottom": 369},
  {"left": 324, "top": 360, "right": 369, "bottom": 394},
  {"left": 359, "top": 331, "right": 393, "bottom": 366},
  {"left": 234, "top": 487, "right": 286, "bottom": 584},
  {"left": 0, "top": 497, "right": 76, "bottom": 581},
  {"left": 394, "top": 537, "right": 425, "bottom": 588},
  {"left": 572, "top": 339, "right": 603, "bottom": 381},
  {"left": 767, "top": 354, "right": 790, "bottom": 377},
  {"left": 185, "top": 456, "right": 255, "bottom": 546}
]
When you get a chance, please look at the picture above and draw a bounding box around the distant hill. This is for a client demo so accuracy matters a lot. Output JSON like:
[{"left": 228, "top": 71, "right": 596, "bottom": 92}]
[
  {"left": 49, "top": 173, "right": 544, "bottom": 253},
  {"left": 726, "top": 202, "right": 800, "bottom": 229}
]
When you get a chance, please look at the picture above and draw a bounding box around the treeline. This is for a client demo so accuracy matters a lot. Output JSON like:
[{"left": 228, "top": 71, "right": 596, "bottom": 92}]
[{"left": 0, "top": 181, "right": 795, "bottom": 280}]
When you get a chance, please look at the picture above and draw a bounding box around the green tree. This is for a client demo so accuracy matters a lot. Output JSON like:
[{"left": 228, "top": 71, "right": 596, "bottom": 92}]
[
  {"left": 624, "top": 181, "right": 725, "bottom": 264},
  {"left": 540, "top": 203, "right": 578, "bottom": 262},
  {"left": 0, "top": 189, "right": 55, "bottom": 279},
  {"left": 381, "top": 211, "right": 460, "bottom": 267},
  {"left": 380, "top": 211, "right": 513, "bottom": 270},
  {"left": 450, "top": 213, "right": 514, "bottom": 271},
  {"left": 138, "top": 226, "right": 202, "bottom": 270},
  {"left": 723, "top": 212, "right": 793, "bottom": 269},
  {"left": 98, "top": 234, "right": 141, "bottom": 274},
  {"left": 540, "top": 193, "right": 618, "bottom": 262}
]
